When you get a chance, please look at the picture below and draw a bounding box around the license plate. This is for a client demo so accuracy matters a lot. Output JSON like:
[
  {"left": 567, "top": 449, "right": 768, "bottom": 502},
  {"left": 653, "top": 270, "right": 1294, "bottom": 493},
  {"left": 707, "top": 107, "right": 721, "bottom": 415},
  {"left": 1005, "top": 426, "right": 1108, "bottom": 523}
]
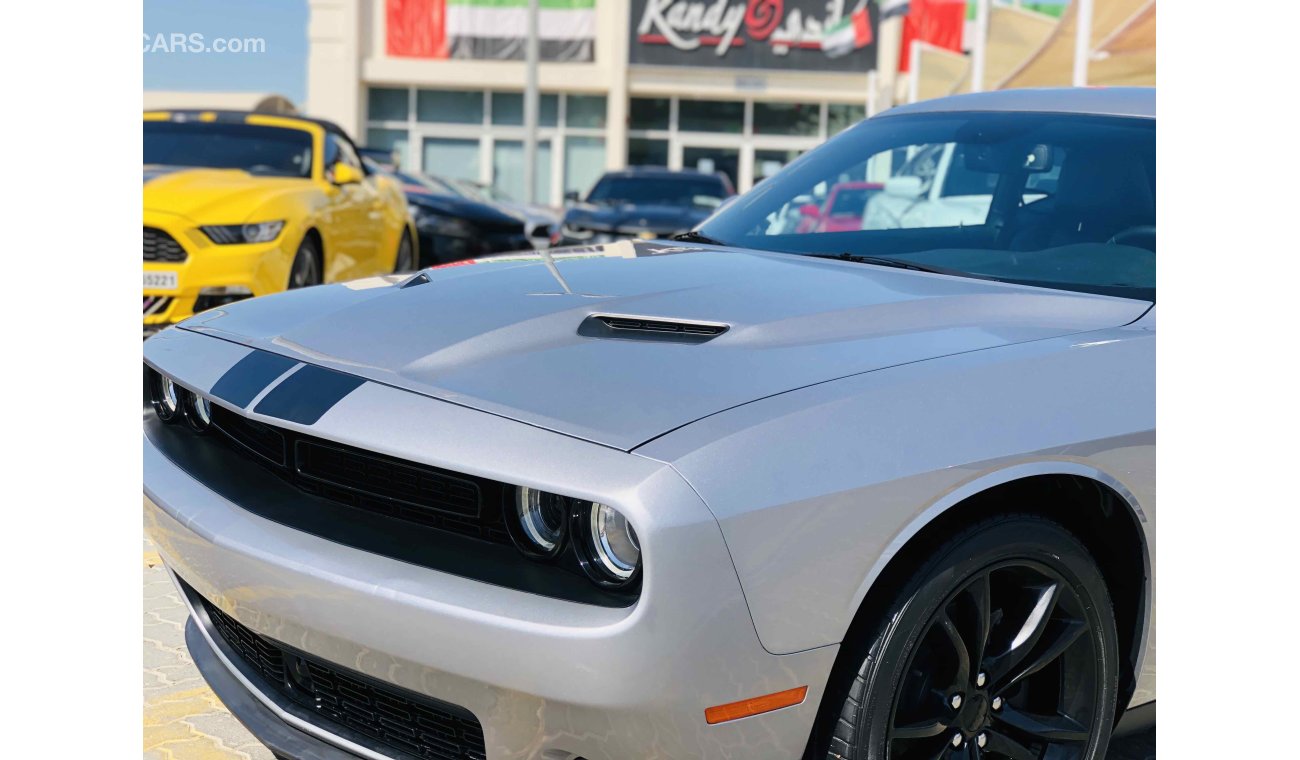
[{"left": 144, "top": 271, "right": 179, "bottom": 291}]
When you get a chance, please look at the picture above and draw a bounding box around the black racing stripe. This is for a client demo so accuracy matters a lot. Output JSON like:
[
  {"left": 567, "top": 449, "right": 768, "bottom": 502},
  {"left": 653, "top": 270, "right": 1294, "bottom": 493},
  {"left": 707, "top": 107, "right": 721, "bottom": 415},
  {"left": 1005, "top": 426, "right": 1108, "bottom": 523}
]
[
  {"left": 253, "top": 365, "right": 365, "bottom": 425},
  {"left": 209, "top": 351, "right": 299, "bottom": 409}
]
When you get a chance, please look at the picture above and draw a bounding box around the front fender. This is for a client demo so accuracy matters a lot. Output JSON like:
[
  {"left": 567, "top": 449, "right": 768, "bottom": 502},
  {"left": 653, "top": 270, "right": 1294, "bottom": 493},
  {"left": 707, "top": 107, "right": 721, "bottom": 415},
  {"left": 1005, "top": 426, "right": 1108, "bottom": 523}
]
[{"left": 636, "top": 320, "right": 1154, "bottom": 656}]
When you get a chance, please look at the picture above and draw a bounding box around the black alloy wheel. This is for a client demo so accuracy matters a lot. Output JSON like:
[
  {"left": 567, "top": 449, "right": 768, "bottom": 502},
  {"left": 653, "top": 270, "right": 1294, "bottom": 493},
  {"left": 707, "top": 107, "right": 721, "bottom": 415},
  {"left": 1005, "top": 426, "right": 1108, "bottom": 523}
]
[
  {"left": 816, "top": 516, "right": 1119, "bottom": 760},
  {"left": 393, "top": 230, "right": 414, "bottom": 273},
  {"left": 288, "top": 237, "right": 322, "bottom": 289}
]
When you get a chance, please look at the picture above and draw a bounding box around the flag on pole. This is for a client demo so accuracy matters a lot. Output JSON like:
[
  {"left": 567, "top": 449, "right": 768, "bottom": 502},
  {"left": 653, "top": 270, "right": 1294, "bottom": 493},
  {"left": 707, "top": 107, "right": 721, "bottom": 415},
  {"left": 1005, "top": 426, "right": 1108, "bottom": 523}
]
[
  {"left": 897, "top": 0, "right": 966, "bottom": 72},
  {"left": 822, "top": 7, "right": 875, "bottom": 58}
]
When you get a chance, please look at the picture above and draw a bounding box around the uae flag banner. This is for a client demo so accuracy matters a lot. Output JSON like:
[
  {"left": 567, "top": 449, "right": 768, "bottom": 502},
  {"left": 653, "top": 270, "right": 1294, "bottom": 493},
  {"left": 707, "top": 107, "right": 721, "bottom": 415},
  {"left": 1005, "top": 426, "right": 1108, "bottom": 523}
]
[
  {"left": 821, "top": 7, "right": 874, "bottom": 58},
  {"left": 387, "top": 0, "right": 595, "bottom": 62}
]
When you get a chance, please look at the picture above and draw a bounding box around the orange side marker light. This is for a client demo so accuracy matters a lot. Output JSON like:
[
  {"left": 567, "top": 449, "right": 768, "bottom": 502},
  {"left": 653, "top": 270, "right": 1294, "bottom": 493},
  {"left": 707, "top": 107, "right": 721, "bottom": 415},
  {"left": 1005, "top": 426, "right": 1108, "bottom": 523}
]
[{"left": 705, "top": 686, "right": 809, "bottom": 725}]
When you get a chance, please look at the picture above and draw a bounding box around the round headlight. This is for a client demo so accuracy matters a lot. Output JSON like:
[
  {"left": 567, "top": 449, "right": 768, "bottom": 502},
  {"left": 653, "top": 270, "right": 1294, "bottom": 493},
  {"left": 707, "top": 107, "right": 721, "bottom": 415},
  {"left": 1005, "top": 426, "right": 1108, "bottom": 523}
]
[
  {"left": 185, "top": 393, "right": 212, "bottom": 432},
  {"left": 511, "top": 487, "right": 568, "bottom": 558},
  {"left": 585, "top": 503, "right": 641, "bottom": 583},
  {"left": 151, "top": 372, "right": 180, "bottom": 422}
]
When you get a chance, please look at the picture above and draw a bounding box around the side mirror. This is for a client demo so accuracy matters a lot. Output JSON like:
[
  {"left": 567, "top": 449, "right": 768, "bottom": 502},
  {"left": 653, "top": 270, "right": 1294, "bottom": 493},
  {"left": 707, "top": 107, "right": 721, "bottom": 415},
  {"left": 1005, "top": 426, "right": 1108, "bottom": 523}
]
[
  {"left": 883, "top": 175, "right": 924, "bottom": 200},
  {"left": 799, "top": 203, "right": 822, "bottom": 218},
  {"left": 331, "top": 162, "right": 363, "bottom": 185},
  {"left": 564, "top": 190, "right": 581, "bottom": 204}
]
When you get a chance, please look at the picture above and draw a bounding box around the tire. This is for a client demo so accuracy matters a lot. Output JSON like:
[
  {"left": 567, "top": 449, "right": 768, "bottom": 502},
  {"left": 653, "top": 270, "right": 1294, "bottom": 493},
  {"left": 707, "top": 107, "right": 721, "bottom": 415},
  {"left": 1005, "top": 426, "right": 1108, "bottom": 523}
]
[
  {"left": 814, "top": 516, "right": 1118, "bottom": 760},
  {"left": 288, "top": 236, "right": 322, "bottom": 289},
  {"left": 393, "top": 230, "right": 415, "bottom": 273}
]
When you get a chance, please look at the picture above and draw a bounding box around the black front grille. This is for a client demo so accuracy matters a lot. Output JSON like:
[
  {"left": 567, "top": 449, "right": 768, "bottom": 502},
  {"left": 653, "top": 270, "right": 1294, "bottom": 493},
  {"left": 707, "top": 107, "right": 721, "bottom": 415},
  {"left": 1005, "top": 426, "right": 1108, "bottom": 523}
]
[
  {"left": 296, "top": 440, "right": 481, "bottom": 518},
  {"left": 211, "top": 404, "right": 287, "bottom": 465},
  {"left": 201, "top": 595, "right": 486, "bottom": 760},
  {"left": 208, "top": 403, "right": 510, "bottom": 545},
  {"left": 144, "top": 227, "right": 188, "bottom": 262},
  {"left": 143, "top": 295, "right": 173, "bottom": 317}
]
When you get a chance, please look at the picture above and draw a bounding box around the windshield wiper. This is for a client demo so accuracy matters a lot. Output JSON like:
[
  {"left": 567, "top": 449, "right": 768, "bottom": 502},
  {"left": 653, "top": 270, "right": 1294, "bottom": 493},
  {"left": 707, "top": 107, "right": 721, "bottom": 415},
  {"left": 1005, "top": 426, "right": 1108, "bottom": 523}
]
[
  {"left": 807, "top": 252, "right": 949, "bottom": 275},
  {"left": 672, "top": 230, "right": 728, "bottom": 246}
]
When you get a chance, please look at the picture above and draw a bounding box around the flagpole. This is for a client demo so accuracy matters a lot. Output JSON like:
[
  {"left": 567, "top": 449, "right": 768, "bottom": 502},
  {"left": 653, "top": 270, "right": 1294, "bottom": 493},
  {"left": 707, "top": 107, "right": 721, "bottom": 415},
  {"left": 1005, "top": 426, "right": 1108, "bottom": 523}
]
[
  {"left": 908, "top": 39, "right": 921, "bottom": 103},
  {"left": 970, "top": 0, "right": 990, "bottom": 92},
  {"left": 523, "top": 0, "right": 540, "bottom": 205},
  {"left": 1073, "top": 0, "right": 1094, "bottom": 86}
]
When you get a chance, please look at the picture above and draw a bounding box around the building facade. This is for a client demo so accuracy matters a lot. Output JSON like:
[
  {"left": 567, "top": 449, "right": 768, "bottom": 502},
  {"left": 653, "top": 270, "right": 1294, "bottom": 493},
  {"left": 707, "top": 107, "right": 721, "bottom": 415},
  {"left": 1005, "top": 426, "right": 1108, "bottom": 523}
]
[{"left": 307, "top": 0, "right": 880, "bottom": 204}]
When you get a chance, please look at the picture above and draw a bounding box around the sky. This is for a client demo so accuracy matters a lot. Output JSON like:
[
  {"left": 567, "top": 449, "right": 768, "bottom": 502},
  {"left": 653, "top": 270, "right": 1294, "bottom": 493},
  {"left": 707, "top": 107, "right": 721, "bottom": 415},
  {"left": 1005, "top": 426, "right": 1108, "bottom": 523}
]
[{"left": 143, "top": 0, "right": 309, "bottom": 105}]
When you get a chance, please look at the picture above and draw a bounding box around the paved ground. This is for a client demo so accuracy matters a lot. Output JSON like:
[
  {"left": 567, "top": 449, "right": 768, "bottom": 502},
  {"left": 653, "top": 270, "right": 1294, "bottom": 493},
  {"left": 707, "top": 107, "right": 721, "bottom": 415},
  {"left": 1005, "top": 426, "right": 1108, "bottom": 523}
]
[
  {"left": 143, "top": 542, "right": 274, "bottom": 760},
  {"left": 142, "top": 539, "right": 1153, "bottom": 759}
]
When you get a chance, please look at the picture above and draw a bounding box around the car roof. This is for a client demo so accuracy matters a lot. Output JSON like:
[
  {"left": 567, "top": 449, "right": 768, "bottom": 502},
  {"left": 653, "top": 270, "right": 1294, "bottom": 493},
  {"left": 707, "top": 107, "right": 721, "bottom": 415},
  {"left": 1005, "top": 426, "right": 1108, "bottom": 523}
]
[
  {"left": 606, "top": 166, "right": 721, "bottom": 180},
  {"left": 879, "top": 87, "right": 1154, "bottom": 120}
]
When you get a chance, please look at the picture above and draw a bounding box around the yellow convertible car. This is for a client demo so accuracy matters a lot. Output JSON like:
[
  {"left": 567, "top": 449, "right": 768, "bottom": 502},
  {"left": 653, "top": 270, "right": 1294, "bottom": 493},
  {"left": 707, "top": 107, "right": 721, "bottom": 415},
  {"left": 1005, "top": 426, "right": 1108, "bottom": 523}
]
[{"left": 143, "top": 111, "right": 415, "bottom": 332}]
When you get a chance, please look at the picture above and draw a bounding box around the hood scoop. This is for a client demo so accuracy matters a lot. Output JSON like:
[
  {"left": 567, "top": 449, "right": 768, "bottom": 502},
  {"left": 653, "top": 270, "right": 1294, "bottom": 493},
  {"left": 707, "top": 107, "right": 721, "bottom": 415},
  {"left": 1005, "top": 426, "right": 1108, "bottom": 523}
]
[{"left": 578, "top": 314, "right": 729, "bottom": 344}]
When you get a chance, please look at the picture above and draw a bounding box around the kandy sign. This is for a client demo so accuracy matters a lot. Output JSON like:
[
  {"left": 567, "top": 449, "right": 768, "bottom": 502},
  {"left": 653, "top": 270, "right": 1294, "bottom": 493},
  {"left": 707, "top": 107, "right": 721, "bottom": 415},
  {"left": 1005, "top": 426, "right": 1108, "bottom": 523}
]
[{"left": 630, "top": 0, "right": 878, "bottom": 72}]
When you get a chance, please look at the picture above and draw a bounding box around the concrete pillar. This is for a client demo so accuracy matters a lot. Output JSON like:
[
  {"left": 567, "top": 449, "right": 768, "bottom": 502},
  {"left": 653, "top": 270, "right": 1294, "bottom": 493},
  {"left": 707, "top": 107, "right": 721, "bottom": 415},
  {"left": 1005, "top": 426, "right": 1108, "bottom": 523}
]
[
  {"left": 601, "top": 0, "right": 629, "bottom": 170},
  {"left": 306, "top": 0, "right": 364, "bottom": 139},
  {"left": 875, "top": 14, "right": 906, "bottom": 111}
]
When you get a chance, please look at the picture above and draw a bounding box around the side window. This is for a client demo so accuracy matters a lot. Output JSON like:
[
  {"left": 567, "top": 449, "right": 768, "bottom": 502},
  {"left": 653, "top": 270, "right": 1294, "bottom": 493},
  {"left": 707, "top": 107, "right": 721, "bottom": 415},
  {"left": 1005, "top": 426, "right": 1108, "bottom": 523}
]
[
  {"left": 335, "top": 138, "right": 363, "bottom": 171},
  {"left": 324, "top": 134, "right": 365, "bottom": 183},
  {"left": 323, "top": 135, "right": 341, "bottom": 169},
  {"left": 1024, "top": 147, "right": 1066, "bottom": 197},
  {"left": 895, "top": 144, "right": 944, "bottom": 193},
  {"left": 939, "top": 145, "right": 999, "bottom": 198}
]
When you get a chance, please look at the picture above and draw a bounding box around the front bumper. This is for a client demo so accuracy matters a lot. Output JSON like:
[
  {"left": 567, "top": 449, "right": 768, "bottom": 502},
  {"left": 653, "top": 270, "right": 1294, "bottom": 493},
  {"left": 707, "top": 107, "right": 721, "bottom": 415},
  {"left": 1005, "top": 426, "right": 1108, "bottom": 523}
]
[
  {"left": 185, "top": 616, "right": 360, "bottom": 760},
  {"left": 144, "top": 215, "right": 295, "bottom": 328},
  {"left": 145, "top": 414, "right": 837, "bottom": 760}
]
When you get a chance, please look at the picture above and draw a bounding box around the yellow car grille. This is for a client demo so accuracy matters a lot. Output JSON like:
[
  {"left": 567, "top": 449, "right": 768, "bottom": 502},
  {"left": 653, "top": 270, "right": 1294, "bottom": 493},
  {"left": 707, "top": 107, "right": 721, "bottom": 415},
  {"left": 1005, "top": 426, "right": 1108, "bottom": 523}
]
[{"left": 143, "top": 226, "right": 187, "bottom": 263}]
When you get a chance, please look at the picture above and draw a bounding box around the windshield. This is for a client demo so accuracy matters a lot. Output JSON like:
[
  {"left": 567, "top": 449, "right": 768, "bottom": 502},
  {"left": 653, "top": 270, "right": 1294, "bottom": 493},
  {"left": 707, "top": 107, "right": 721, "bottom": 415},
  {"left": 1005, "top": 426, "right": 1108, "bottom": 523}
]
[
  {"left": 697, "top": 112, "right": 1155, "bottom": 300},
  {"left": 587, "top": 175, "right": 727, "bottom": 209},
  {"left": 144, "top": 121, "right": 314, "bottom": 178}
]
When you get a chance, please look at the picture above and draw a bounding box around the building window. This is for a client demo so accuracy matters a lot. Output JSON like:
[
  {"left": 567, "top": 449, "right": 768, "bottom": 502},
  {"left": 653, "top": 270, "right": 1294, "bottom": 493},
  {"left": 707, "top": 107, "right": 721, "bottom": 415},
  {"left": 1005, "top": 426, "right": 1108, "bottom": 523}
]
[
  {"left": 368, "top": 88, "right": 409, "bottom": 122},
  {"left": 679, "top": 99, "right": 744, "bottom": 133},
  {"left": 417, "top": 90, "right": 484, "bottom": 124},
  {"left": 683, "top": 146, "right": 740, "bottom": 190},
  {"left": 753, "top": 102, "right": 820, "bottom": 137},
  {"left": 629, "top": 98, "right": 670, "bottom": 131},
  {"left": 564, "top": 136, "right": 605, "bottom": 197},
  {"left": 627, "top": 138, "right": 668, "bottom": 167},
  {"left": 828, "top": 104, "right": 867, "bottom": 135},
  {"left": 492, "top": 92, "right": 559, "bottom": 127},
  {"left": 566, "top": 95, "right": 607, "bottom": 128},
  {"left": 422, "top": 137, "right": 481, "bottom": 182},
  {"left": 366, "top": 128, "right": 411, "bottom": 169},
  {"left": 755, "top": 148, "right": 804, "bottom": 184}
]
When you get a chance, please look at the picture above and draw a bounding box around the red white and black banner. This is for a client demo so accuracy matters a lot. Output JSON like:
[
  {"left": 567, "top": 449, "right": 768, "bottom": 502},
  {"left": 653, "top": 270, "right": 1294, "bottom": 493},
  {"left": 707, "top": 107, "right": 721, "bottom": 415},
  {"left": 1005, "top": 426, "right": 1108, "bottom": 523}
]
[
  {"left": 630, "top": 0, "right": 879, "bottom": 72},
  {"left": 386, "top": 0, "right": 595, "bottom": 62}
]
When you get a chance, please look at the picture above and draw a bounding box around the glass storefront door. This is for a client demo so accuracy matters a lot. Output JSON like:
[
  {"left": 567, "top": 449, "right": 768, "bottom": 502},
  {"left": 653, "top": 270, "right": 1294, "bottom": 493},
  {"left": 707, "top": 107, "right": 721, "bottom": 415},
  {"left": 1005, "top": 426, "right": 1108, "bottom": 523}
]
[
  {"left": 492, "top": 139, "right": 552, "bottom": 203},
  {"left": 753, "top": 147, "right": 809, "bottom": 186},
  {"left": 422, "top": 137, "right": 481, "bottom": 182}
]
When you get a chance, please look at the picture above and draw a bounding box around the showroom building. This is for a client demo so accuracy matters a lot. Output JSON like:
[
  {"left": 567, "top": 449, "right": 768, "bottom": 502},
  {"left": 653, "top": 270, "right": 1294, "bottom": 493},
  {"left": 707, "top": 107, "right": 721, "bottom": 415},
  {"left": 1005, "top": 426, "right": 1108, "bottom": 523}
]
[{"left": 307, "top": 0, "right": 881, "bottom": 204}]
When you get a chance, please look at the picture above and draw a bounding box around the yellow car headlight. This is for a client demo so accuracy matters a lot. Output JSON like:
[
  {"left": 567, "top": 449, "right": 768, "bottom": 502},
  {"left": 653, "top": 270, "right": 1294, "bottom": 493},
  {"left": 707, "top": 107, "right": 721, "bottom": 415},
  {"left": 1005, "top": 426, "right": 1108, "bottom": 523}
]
[{"left": 201, "top": 220, "right": 285, "bottom": 245}]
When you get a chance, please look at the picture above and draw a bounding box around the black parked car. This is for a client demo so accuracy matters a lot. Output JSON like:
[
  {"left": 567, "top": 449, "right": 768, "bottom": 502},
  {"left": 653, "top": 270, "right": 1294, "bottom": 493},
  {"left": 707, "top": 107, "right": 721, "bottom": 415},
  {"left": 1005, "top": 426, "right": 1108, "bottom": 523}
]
[
  {"left": 554, "top": 167, "right": 735, "bottom": 246},
  {"left": 363, "top": 158, "right": 531, "bottom": 267}
]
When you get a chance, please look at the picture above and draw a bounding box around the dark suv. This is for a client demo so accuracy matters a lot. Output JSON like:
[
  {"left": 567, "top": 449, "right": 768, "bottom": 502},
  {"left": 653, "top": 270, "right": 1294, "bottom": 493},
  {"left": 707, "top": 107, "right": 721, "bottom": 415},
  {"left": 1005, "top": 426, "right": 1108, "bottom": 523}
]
[{"left": 554, "top": 166, "right": 735, "bottom": 246}]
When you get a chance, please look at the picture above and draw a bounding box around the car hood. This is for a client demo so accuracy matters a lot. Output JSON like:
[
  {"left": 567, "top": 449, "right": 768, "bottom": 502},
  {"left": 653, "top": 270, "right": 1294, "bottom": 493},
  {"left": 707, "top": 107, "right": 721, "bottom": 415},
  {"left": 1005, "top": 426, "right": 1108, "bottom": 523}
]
[
  {"left": 406, "top": 190, "right": 524, "bottom": 229},
  {"left": 143, "top": 165, "right": 311, "bottom": 221},
  {"left": 565, "top": 203, "right": 712, "bottom": 235},
  {"left": 178, "top": 241, "right": 1150, "bottom": 451}
]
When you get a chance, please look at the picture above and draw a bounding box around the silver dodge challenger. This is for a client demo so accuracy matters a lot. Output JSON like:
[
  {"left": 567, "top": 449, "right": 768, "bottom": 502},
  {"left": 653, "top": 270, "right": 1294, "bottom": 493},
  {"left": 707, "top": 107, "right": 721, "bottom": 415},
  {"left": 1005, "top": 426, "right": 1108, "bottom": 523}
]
[{"left": 144, "top": 87, "right": 1155, "bottom": 760}]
